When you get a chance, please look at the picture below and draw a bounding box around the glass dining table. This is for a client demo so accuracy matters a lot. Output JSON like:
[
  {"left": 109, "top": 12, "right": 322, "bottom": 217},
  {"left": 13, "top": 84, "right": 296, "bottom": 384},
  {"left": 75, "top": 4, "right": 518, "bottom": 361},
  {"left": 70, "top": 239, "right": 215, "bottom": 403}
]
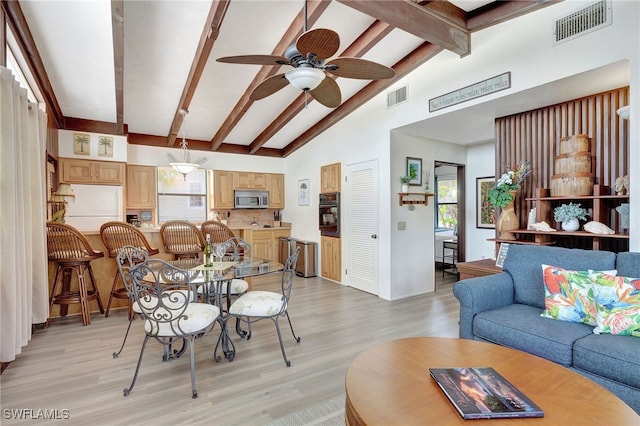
[{"left": 173, "top": 257, "right": 284, "bottom": 362}]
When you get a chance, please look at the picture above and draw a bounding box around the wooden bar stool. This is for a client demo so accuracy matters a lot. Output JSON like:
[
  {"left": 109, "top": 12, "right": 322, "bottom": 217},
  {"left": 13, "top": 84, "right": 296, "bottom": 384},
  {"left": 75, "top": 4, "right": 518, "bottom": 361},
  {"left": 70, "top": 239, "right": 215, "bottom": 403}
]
[
  {"left": 46, "top": 222, "right": 105, "bottom": 326},
  {"left": 160, "top": 220, "right": 204, "bottom": 260},
  {"left": 100, "top": 221, "right": 159, "bottom": 318}
]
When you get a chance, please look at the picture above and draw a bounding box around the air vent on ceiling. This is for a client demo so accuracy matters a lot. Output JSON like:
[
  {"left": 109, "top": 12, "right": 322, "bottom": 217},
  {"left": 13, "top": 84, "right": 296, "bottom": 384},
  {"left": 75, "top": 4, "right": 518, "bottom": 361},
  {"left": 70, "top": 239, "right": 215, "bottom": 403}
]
[
  {"left": 387, "top": 85, "right": 407, "bottom": 108},
  {"left": 553, "top": 0, "right": 611, "bottom": 45}
]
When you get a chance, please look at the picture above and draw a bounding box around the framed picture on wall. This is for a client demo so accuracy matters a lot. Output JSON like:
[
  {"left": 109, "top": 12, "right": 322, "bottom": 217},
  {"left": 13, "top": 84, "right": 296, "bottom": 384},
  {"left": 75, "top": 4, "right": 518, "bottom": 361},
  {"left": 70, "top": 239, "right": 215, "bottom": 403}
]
[
  {"left": 298, "top": 178, "right": 310, "bottom": 206},
  {"left": 73, "top": 132, "right": 91, "bottom": 155},
  {"left": 476, "top": 176, "right": 496, "bottom": 229},
  {"left": 406, "top": 157, "right": 422, "bottom": 186}
]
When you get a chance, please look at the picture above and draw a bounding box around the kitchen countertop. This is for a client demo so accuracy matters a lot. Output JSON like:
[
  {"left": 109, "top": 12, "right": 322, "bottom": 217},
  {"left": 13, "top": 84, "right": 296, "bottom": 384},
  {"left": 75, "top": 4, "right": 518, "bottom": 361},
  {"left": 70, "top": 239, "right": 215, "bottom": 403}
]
[{"left": 80, "top": 223, "right": 292, "bottom": 236}]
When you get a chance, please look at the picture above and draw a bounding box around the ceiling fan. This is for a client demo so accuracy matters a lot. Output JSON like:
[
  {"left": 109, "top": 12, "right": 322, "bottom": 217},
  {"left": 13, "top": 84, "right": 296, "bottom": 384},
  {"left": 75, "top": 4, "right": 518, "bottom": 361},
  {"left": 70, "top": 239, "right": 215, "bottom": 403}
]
[{"left": 216, "top": 1, "right": 395, "bottom": 108}]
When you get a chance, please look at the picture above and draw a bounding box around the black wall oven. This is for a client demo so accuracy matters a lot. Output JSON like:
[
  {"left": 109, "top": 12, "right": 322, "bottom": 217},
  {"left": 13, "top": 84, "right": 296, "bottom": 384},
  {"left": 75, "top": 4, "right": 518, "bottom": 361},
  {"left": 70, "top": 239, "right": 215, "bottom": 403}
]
[{"left": 319, "top": 192, "right": 340, "bottom": 237}]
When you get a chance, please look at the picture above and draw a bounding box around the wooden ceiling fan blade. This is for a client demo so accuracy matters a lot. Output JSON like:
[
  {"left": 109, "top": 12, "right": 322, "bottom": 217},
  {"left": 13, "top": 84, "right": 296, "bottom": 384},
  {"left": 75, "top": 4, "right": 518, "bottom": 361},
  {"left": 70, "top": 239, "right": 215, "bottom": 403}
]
[
  {"left": 250, "top": 74, "right": 289, "bottom": 100},
  {"left": 217, "top": 54, "right": 290, "bottom": 66},
  {"left": 309, "top": 77, "right": 341, "bottom": 108},
  {"left": 325, "top": 57, "right": 395, "bottom": 80},
  {"left": 296, "top": 28, "right": 340, "bottom": 60}
]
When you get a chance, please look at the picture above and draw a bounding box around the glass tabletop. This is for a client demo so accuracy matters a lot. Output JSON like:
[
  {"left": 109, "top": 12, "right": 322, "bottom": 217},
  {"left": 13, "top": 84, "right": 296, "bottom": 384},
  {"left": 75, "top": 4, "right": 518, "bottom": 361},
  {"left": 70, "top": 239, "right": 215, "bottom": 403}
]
[{"left": 172, "top": 257, "right": 283, "bottom": 280}]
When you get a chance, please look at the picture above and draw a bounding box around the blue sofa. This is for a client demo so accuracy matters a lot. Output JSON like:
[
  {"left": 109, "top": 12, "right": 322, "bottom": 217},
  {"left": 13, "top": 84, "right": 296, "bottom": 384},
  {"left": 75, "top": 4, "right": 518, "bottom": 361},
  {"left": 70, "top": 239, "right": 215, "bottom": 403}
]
[{"left": 453, "top": 245, "right": 640, "bottom": 414}]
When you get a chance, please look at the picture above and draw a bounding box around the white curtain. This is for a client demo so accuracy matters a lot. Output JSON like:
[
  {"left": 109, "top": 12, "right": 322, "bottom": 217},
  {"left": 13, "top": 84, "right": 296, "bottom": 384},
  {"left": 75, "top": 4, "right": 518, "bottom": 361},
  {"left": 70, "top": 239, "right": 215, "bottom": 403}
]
[{"left": 0, "top": 66, "right": 49, "bottom": 362}]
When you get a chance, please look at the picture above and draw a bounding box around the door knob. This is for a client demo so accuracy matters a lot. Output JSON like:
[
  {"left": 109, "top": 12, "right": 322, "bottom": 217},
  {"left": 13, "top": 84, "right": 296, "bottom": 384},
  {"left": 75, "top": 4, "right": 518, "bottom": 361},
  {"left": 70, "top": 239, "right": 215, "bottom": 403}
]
[{"left": 371, "top": 234, "right": 377, "bottom": 239}]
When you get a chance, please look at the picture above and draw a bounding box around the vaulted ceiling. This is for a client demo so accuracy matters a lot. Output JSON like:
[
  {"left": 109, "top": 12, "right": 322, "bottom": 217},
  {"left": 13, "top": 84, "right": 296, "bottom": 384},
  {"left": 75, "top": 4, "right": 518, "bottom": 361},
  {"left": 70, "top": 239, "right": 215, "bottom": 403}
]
[{"left": 3, "top": 0, "right": 558, "bottom": 157}]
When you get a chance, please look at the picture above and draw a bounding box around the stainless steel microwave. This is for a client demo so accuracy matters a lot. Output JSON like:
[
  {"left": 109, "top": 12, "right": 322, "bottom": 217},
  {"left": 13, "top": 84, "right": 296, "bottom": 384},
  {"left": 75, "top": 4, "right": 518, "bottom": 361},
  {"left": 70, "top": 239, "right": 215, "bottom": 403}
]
[{"left": 234, "top": 190, "right": 269, "bottom": 209}]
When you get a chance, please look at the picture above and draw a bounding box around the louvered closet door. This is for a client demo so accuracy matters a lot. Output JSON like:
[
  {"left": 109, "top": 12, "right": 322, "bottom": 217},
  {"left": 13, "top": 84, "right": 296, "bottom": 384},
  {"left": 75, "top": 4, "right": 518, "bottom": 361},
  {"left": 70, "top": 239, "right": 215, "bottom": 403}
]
[{"left": 345, "top": 160, "right": 379, "bottom": 295}]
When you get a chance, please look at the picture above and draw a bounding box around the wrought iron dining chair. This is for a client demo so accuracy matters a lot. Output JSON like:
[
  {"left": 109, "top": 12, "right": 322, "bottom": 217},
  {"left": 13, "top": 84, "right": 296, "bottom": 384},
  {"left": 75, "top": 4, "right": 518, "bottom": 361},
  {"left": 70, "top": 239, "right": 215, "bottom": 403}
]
[
  {"left": 111, "top": 246, "right": 150, "bottom": 358},
  {"left": 160, "top": 220, "right": 205, "bottom": 259},
  {"left": 100, "top": 221, "right": 159, "bottom": 318},
  {"left": 46, "top": 222, "right": 105, "bottom": 326},
  {"left": 227, "top": 247, "right": 301, "bottom": 366},
  {"left": 124, "top": 258, "right": 219, "bottom": 398}
]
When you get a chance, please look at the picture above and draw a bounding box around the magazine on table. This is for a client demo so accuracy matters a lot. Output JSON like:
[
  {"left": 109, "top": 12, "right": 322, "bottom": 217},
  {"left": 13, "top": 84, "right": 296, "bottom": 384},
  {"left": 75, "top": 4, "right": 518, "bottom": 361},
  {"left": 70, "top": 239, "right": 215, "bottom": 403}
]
[{"left": 429, "top": 367, "right": 544, "bottom": 419}]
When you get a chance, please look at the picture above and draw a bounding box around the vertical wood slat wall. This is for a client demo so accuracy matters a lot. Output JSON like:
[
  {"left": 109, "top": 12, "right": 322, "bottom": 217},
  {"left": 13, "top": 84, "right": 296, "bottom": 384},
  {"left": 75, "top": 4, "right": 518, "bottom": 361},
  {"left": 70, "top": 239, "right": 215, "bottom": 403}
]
[{"left": 494, "top": 86, "right": 629, "bottom": 249}]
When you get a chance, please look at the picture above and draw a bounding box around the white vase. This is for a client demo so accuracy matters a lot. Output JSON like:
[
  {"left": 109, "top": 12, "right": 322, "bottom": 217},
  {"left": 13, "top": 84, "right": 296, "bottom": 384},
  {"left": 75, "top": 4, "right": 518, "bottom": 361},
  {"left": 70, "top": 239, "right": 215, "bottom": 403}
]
[
  {"left": 401, "top": 183, "right": 409, "bottom": 193},
  {"left": 561, "top": 218, "right": 580, "bottom": 232}
]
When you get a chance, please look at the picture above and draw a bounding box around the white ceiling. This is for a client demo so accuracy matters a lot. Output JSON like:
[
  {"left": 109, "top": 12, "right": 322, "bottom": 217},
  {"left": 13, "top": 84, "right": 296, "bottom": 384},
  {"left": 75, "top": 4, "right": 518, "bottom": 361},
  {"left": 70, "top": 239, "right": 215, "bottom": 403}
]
[{"left": 13, "top": 0, "right": 626, "bottom": 154}]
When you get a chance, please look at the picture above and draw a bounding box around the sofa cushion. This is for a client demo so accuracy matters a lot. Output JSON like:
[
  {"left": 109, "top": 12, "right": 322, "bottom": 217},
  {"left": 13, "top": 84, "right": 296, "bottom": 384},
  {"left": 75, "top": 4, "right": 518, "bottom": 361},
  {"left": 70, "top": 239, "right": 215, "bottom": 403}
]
[
  {"left": 573, "top": 333, "right": 640, "bottom": 389},
  {"left": 591, "top": 273, "right": 640, "bottom": 336},
  {"left": 540, "top": 265, "right": 616, "bottom": 326},
  {"left": 473, "top": 303, "right": 593, "bottom": 367},
  {"left": 503, "top": 245, "right": 616, "bottom": 309},
  {"left": 615, "top": 252, "right": 640, "bottom": 278}
]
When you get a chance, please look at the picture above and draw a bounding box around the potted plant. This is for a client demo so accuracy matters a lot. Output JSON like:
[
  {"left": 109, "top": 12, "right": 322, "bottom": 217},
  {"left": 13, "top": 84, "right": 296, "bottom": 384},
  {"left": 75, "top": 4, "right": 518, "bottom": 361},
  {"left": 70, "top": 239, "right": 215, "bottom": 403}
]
[
  {"left": 554, "top": 202, "right": 588, "bottom": 231},
  {"left": 400, "top": 176, "right": 411, "bottom": 193}
]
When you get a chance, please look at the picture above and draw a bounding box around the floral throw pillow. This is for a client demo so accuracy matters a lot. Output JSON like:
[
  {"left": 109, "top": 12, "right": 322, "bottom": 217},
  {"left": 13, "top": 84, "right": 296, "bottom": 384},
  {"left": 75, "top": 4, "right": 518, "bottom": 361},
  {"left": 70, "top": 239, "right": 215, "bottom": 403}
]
[
  {"left": 592, "top": 273, "right": 640, "bottom": 337},
  {"left": 540, "top": 265, "right": 615, "bottom": 326}
]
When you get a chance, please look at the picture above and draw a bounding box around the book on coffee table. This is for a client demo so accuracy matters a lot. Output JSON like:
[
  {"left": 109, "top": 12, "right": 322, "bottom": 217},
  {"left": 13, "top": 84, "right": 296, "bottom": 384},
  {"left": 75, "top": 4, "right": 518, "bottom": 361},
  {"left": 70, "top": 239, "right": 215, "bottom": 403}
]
[{"left": 429, "top": 367, "right": 544, "bottom": 419}]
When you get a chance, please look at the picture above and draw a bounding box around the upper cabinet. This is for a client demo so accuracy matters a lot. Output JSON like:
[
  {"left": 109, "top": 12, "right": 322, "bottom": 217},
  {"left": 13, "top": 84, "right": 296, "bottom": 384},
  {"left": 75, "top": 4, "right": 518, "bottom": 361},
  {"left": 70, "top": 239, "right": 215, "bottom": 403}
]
[
  {"left": 234, "top": 172, "right": 267, "bottom": 189},
  {"left": 268, "top": 173, "right": 285, "bottom": 209},
  {"left": 211, "top": 170, "right": 284, "bottom": 209},
  {"left": 212, "top": 170, "right": 235, "bottom": 209},
  {"left": 321, "top": 162, "right": 341, "bottom": 193},
  {"left": 60, "top": 158, "right": 124, "bottom": 185},
  {"left": 126, "top": 165, "right": 157, "bottom": 209}
]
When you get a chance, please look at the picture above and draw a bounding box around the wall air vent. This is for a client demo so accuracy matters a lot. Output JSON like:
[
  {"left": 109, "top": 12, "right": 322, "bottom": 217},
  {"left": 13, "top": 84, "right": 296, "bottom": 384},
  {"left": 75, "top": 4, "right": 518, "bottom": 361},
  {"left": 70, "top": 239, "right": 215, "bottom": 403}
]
[
  {"left": 387, "top": 85, "right": 407, "bottom": 108},
  {"left": 553, "top": 0, "right": 611, "bottom": 45}
]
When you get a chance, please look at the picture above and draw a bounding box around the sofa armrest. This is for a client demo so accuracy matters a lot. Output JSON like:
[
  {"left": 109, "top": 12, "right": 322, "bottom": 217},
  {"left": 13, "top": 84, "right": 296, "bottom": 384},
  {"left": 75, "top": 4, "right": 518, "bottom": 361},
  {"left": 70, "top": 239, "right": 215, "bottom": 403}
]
[{"left": 453, "top": 272, "right": 515, "bottom": 339}]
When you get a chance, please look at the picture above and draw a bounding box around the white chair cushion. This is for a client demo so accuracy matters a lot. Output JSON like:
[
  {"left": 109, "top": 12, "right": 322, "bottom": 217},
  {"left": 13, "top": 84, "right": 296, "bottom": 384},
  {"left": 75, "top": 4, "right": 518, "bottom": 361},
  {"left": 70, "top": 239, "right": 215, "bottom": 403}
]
[
  {"left": 144, "top": 302, "right": 219, "bottom": 336},
  {"left": 229, "top": 291, "right": 285, "bottom": 317},
  {"left": 197, "top": 279, "right": 249, "bottom": 296}
]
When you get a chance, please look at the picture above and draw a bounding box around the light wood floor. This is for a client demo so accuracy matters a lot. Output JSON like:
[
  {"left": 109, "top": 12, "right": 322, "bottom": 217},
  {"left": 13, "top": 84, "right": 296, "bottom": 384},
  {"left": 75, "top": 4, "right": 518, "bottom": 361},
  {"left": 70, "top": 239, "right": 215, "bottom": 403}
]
[{"left": 1, "top": 271, "right": 460, "bottom": 425}]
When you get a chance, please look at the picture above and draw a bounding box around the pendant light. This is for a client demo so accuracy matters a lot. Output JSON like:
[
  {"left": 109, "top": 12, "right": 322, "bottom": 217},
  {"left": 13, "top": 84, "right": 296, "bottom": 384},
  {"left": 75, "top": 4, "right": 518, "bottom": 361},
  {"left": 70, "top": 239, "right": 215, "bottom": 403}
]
[{"left": 168, "top": 109, "right": 204, "bottom": 180}]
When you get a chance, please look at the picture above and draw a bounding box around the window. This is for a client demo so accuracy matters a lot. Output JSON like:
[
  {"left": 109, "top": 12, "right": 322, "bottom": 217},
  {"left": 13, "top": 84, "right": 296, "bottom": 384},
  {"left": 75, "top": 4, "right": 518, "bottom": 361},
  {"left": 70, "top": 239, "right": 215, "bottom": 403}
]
[
  {"left": 157, "top": 167, "right": 207, "bottom": 223},
  {"left": 436, "top": 176, "right": 458, "bottom": 230}
]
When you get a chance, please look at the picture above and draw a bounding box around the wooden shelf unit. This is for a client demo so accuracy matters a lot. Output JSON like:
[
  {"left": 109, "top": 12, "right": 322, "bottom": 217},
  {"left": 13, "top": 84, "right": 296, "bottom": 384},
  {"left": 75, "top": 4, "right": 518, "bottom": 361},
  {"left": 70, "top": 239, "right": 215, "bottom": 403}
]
[
  {"left": 398, "top": 192, "right": 435, "bottom": 206},
  {"left": 489, "top": 185, "right": 629, "bottom": 252}
]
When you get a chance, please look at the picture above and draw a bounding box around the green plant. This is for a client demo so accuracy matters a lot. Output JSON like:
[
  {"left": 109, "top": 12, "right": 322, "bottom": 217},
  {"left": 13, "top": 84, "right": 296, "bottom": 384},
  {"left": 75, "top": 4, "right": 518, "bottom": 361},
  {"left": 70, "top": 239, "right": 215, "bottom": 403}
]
[
  {"left": 400, "top": 176, "right": 411, "bottom": 184},
  {"left": 487, "top": 161, "right": 532, "bottom": 208},
  {"left": 554, "top": 202, "right": 588, "bottom": 222}
]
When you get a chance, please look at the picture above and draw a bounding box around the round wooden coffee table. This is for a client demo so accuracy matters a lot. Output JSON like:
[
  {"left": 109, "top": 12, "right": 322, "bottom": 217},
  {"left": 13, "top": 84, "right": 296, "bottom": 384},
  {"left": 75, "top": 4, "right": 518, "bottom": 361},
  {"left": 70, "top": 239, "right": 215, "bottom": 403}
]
[{"left": 345, "top": 337, "right": 638, "bottom": 425}]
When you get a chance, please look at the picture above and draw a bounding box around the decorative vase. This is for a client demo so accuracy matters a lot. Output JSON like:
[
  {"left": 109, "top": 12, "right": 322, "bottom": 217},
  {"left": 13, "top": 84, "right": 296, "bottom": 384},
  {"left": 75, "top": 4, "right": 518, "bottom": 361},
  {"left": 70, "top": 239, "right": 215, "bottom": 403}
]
[
  {"left": 561, "top": 218, "right": 580, "bottom": 232},
  {"left": 496, "top": 190, "right": 518, "bottom": 240},
  {"left": 401, "top": 183, "right": 409, "bottom": 193}
]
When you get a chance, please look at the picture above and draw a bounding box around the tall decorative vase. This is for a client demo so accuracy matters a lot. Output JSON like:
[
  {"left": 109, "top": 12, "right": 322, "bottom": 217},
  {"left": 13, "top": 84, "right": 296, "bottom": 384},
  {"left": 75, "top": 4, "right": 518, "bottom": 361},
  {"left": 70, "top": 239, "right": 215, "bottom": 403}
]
[{"left": 496, "top": 190, "right": 518, "bottom": 240}]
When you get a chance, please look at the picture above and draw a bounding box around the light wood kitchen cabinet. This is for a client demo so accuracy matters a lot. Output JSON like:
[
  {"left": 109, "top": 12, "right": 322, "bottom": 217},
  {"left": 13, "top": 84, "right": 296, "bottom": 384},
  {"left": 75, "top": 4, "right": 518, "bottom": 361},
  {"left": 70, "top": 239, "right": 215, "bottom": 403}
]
[
  {"left": 235, "top": 172, "right": 267, "bottom": 189},
  {"left": 321, "top": 236, "right": 341, "bottom": 282},
  {"left": 242, "top": 228, "right": 291, "bottom": 262},
  {"left": 212, "top": 170, "right": 235, "bottom": 209},
  {"left": 126, "top": 165, "right": 156, "bottom": 209},
  {"left": 60, "top": 158, "right": 125, "bottom": 185},
  {"left": 321, "top": 162, "right": 341, "bottom": 193},
  {"left": 267, "top": 173, "right": 285, "bottom": 208}
]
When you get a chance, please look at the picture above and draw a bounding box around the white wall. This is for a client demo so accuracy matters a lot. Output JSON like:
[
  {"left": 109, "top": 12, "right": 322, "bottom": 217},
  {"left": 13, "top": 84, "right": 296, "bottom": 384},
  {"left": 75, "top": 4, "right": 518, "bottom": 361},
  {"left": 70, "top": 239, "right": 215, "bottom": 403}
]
[
  {"left": 465, "top": 142, "right": 496, "bottom": 261},
  {"left": 58, "top": 129, "right": 127, "bottom": 162}
]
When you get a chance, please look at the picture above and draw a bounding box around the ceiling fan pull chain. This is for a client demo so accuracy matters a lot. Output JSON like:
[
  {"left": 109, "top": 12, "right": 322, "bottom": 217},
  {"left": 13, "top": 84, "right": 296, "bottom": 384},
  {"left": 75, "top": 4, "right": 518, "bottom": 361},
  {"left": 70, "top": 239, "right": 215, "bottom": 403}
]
[{"left": 303, "top": 0, "right": 307, "bottom": 32}]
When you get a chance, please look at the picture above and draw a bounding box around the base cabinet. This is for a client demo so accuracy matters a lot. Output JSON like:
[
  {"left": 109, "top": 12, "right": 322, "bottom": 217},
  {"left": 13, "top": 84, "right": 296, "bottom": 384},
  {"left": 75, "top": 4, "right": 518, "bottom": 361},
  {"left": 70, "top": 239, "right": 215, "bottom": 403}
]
[
  {"left": 242, "top": 228, "right": 291, "bottom": 262},
  {"left": 321, "top": 236, "right": 341, "bottom": 282}
]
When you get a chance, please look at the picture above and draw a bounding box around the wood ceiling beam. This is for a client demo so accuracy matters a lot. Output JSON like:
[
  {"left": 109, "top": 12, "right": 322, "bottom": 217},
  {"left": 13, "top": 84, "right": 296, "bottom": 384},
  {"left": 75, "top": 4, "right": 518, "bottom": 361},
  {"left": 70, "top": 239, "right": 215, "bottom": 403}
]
[
  {"left": 1, "top": 0, "right": 64, "bottom": 128},
  {"left": 337, "top": 0, "right": 470, "bottom": 56},
  {"left": 210, "top": 0, "right": 332, "bottom": 150},
  {"left": 111, "top": 0, "right": 124, "bottom": 135},
  {"left": 166, "top": 0, "right": 231, "bottom": 147},
  {"left": 282, "top": 42, "right": 443, "bottom": 157},
  {"left": 466, "top": 0, "right": 560, "bottom": 31},
  {"left": 248, "top": 19, "right": 394, "bottom": 154},
  {"left": 64, "top": 117, "right": 128, "bottom": 135}
]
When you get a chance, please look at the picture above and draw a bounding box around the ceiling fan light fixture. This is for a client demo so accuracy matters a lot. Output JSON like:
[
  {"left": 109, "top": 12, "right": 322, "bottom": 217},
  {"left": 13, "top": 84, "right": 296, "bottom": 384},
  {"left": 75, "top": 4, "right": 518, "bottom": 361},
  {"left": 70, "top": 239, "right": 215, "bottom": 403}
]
[{"left": 285, "top": 67, "right": 324, "bottom": 91}]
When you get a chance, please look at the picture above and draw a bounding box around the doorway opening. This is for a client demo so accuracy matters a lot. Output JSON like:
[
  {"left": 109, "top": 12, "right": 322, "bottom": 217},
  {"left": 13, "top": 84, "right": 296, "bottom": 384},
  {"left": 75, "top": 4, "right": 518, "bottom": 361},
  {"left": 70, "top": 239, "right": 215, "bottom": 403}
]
[{"left": 434, "top": 161, "right": 465, "bottom": 280}]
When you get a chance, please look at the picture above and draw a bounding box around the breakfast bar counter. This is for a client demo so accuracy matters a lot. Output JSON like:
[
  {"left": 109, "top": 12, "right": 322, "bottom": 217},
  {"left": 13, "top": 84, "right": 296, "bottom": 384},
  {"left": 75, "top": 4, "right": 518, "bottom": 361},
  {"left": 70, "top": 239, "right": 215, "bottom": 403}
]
[{"left": 47, "top": 223, "right": 291, "bottom": 320}]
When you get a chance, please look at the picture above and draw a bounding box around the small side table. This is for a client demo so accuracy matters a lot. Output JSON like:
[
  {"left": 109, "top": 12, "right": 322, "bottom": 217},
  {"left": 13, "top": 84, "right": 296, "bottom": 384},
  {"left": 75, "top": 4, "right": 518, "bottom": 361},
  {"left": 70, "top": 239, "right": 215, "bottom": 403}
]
[{"left": 442, "top": 239, "right": 458, "bottom": 278}]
